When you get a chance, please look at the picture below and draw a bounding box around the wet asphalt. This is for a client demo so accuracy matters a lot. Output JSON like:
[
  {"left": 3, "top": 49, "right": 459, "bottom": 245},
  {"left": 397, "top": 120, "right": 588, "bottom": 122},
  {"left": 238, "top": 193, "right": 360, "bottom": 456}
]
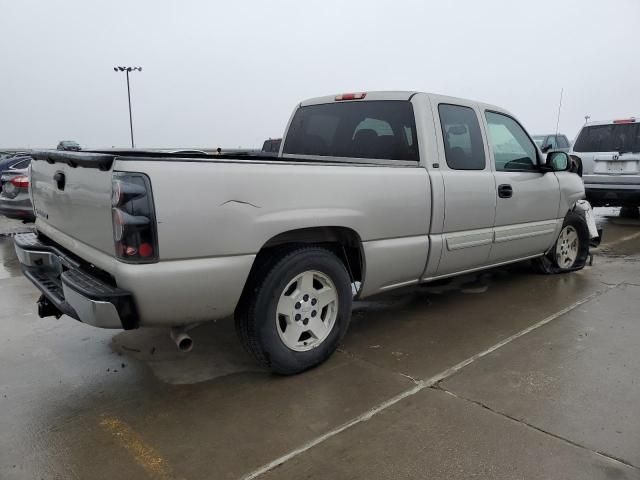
[{"left": 0, "top": 210, "right": 639, "bottom": 479}]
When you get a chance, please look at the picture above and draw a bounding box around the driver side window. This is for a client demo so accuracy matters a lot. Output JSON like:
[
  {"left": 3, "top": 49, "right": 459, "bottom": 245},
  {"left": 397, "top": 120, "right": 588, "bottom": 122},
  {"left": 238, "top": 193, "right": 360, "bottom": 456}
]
[{"left": 485, "top": 112, "right": 538, "bottom": 172}]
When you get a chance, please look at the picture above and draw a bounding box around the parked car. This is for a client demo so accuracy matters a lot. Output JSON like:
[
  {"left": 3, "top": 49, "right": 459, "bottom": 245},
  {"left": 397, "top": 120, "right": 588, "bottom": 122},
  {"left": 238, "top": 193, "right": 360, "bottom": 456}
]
[
  {"left": 262, "top": 138, "right": 282, "bottom": 154},
  {"left": 0, "top": 152, "right": 31, "bottom": 173},
  {"left": 16, "top": 91, "right": 594, "bottom": 375},
  {"left": 0, "top": 165, "right": 34, "bottom": 221},
  {"left": 532, "top": 134, "right": 571, "bottom": 152},
  {"left": 570, "top": 117, "right": 640, "bottom": 213},
  {"left": 56, "top": 140, "right": 81, "bottom": 151}
]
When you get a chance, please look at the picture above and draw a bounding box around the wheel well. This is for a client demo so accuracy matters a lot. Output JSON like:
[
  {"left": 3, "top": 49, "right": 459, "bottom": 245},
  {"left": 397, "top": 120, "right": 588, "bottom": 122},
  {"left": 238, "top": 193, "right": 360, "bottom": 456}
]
[
  {"left": 259, "top": 227, "right": 364, "bottom": 282},
  {"left": 235, "top": 227, "right": 364, "bottom": 316}
]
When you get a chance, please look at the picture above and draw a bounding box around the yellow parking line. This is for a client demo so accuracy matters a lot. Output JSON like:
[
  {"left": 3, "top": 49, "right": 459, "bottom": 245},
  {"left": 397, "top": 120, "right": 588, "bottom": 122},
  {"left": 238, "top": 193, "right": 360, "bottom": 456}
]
[{"left": 99, "top": 416, "right": 176, "bottom": 480}]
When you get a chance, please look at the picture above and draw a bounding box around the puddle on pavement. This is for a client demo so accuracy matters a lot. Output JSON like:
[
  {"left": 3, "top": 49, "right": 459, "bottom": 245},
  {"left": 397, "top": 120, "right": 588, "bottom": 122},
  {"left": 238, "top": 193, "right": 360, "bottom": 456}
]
[
  {"left": 0, "top": 236, "right": 21, "bottom": 279},
  {"left": 111, "top": 320, "right": 265, "bottom": 385}
]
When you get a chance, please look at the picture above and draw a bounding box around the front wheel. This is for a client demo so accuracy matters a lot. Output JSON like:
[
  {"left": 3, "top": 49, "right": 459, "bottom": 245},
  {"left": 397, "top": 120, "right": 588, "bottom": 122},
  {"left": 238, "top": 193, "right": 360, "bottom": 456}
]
[
  {"left": 620, "top": 206, "right": 640, "bottom": 219},
  {"left": 532, "top": 211, "right": 590, "bottom": 274},
  {"left": 235, "top": 247, "right": 352, "bottom": 375}
]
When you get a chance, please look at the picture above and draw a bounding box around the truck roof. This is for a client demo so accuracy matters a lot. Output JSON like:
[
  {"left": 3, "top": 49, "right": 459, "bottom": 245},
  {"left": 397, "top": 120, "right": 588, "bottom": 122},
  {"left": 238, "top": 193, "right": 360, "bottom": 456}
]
[{"left": 299, "top": 90, "right": 507, "bottom": 114}]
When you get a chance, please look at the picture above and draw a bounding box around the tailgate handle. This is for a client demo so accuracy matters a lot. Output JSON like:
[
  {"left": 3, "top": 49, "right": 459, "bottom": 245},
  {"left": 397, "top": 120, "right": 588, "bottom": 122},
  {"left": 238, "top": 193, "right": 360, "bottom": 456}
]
[{"left": 54, "top": 172, "right": 66, "bottom": 191}]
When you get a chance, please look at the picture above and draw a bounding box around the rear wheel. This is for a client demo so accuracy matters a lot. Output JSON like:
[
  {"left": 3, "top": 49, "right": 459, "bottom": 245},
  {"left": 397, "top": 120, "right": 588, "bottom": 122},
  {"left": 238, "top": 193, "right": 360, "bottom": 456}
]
[
  {"left": 533, "top": 211, "right": 590, "bottom": 274},
  {"left": 235, "top": 247, "right": 352, "bottom": 375}
]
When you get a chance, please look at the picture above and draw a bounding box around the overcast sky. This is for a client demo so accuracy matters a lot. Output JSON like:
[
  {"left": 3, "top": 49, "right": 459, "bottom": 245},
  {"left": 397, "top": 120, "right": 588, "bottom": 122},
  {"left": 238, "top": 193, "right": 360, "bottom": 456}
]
[{"left": 1, "top": 0, "right": 639, "bottom": 149}]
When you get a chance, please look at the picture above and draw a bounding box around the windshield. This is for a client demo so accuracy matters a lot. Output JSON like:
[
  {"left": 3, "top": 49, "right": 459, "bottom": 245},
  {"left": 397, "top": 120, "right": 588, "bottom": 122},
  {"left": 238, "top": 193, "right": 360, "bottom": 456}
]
[{"left": 573, "top": 123, "right": 640, "bottom": 153}]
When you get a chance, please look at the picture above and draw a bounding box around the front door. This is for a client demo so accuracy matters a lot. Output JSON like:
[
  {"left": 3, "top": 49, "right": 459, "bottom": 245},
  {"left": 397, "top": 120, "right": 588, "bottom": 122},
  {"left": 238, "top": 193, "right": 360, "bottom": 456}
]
[{"left": 483, "top": 111, "right": 561, "bottom": 263}]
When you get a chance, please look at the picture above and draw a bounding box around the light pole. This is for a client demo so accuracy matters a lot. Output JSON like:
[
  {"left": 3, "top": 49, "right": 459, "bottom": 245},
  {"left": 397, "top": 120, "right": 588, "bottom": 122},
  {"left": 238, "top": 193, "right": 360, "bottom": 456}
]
[{"left": 113, "top": 66, "right": 142, "bottom": 148}]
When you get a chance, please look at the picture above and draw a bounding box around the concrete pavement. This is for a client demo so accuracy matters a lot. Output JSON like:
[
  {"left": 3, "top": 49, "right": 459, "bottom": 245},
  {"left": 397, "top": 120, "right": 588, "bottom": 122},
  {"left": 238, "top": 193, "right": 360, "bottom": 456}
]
[{"left": 0, "top": 210, "right": 639, "bottom": 479}]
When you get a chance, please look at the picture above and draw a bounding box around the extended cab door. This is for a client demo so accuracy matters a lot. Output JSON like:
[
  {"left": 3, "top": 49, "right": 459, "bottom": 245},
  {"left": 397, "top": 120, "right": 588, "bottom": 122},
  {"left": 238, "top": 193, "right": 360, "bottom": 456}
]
[
  {"left": 431, "top": 100, "right": 496, "bottom": 276},
  {"left": 483, "top": 111, "right": 561, "bottom": 262}
]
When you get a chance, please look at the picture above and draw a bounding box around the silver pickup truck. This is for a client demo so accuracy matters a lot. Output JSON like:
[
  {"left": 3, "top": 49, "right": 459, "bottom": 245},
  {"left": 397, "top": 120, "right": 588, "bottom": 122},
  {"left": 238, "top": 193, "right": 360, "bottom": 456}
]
[{"left": 16, "top": 91, "right": 591, "bottom": 374}]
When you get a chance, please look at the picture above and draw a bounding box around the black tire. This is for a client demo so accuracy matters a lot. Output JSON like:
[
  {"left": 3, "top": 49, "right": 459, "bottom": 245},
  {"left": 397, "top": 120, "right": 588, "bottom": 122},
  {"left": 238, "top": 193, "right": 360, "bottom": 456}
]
[
  {"left": 532, "top": 211, "right": 590, "bottom": 274},
  {"left": 620, "top": 206, "right": 640, "bottom": 219},
  {"left": 235, "top": 247, "right": 352, "bottom": 375}
]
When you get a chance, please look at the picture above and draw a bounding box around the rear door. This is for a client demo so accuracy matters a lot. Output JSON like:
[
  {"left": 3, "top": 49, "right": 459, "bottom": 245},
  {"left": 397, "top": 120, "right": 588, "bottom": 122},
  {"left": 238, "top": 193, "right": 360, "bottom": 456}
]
[
  {"left": 432, "top": 101, "right": 496, "bottom": 276},
  {"left": 483, "top": 111, "right": 560, "bottom": 262}
]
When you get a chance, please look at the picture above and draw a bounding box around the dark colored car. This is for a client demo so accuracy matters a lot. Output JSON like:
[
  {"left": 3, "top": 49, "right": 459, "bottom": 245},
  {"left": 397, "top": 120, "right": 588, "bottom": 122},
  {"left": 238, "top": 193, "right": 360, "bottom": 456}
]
[
  {"left": 56, "top": 140, "right": 82, "bottom": 151},
  {"left": 532, "top": 134, "right": 571, "bottom": 152},
  {"left": 0, "top": 152, "right": 31, "bottom": 172},
  {"left": 0, "top": 165, "right": 34, "bottom": 221},
  {"left": 262, "top": 138, "right": 282, "bottom": 154}
]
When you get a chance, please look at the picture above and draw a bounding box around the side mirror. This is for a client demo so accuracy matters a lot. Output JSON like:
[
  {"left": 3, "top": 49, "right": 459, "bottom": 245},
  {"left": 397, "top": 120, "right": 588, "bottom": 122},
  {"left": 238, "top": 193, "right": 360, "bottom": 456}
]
[
  {"left": 541, "top": 144, "right": 552, "bottom": 153},
  {"left": 544, "top": 151, "right": 570, "bottom": 172}
]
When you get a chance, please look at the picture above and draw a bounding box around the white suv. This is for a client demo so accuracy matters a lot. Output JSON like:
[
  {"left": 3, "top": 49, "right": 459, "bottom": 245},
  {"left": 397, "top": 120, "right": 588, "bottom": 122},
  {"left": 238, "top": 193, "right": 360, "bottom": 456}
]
[{"left": 571, "top": 117, "right": 640, "bottom": 215}]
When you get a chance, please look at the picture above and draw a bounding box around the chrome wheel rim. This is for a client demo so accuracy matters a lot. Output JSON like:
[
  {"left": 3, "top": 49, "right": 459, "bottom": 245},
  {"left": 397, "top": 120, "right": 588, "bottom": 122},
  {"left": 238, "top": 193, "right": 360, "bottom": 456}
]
[
  {"left": 275, "top": 270, "right": 338, "bottom": 352},
  {"left": 556, "top": 225, "right": 579, "bottom": 269}
]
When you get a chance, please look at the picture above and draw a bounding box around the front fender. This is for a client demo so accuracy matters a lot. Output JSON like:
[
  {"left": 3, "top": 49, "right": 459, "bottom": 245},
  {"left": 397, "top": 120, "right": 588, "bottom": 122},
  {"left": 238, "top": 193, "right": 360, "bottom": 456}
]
[{"left": 555, "top": 171, "right": 586, "bottom": 217}]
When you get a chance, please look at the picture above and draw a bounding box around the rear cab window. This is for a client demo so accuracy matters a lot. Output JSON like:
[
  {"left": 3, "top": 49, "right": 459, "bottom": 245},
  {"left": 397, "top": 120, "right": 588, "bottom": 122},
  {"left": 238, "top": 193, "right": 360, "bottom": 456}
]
[
  {"left": 574, "top": 122, "right": 640, "bottom": 153},
  {"left": 282, "top": 101, "right": 419, "bottom": 161}
]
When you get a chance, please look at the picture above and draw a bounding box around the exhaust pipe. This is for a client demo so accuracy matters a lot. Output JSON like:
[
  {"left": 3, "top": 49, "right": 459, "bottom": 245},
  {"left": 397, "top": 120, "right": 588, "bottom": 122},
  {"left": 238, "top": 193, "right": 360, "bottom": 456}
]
[{"left": 170, "top": 327, "right": 194, "bottom": 353}]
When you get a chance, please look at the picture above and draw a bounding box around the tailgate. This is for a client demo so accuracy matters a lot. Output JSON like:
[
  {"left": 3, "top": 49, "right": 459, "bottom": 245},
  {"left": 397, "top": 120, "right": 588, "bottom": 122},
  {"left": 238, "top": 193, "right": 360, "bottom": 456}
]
[{"left": 30, "top": 151, "right": 116, "bottom": 255}]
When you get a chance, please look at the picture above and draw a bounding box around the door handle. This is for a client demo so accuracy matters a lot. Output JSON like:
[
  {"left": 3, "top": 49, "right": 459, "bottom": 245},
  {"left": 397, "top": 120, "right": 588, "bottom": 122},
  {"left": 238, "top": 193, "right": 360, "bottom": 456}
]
[{"left": 498, "top": 184, "right": 513, "bottom": 198}]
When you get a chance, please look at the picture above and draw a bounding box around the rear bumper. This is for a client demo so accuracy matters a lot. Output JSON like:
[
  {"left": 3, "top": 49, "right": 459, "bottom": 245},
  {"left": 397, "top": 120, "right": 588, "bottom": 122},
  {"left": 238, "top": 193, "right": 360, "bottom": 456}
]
[
  {"left": 585, "top": 185, "right": 640, "bottom": 207},
  {"left": 14, "top": 233, "right": 137, "bottom": 329}
]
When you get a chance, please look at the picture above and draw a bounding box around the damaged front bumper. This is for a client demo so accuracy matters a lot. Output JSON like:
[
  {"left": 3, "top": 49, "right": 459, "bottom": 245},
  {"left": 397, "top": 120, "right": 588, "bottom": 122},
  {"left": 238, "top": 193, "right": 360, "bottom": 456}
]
[{"left": 575, "top": 200, "right": 602, "bottom": 247}]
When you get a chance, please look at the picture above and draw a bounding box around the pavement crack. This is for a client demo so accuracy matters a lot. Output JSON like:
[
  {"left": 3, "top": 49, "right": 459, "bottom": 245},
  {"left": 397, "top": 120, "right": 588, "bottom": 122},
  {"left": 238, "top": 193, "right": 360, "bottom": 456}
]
[
  {"left": 242, "top": 288, "right": 619, "bottom": 479},
  {"left": 435, "top": 386, "right": 640, "bottom": 472},
  {"left": 398, "top": 372, "right": 420, "bottom": 384},
  {"left": 336, "top": 347, "right": 419, "bottom": 385}
]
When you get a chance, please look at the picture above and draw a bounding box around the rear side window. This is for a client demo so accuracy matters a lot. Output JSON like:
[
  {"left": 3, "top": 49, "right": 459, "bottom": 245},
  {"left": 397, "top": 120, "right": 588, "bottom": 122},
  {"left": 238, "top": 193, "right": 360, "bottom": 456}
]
[
  {"left": 282, "top": 101, "right": 419, "bottom": 161},
  {"left": 573, "top": 123, "right": 640, "bottom": 153},
  {"left": 438, "top": 104, "right": 486, "bottom": 170}
]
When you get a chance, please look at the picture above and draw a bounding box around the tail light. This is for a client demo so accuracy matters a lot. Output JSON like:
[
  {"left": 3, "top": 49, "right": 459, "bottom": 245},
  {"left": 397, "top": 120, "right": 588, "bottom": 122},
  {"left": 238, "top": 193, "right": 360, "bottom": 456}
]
[
  {"left": 111, "top": 172, "right": 158, "bottom": 262},
  {"left": 11, "top": 176, "right": 29, "bottom": 188},
  {"left": 1, "top": 175, "right": 28, "bottom": 198}
]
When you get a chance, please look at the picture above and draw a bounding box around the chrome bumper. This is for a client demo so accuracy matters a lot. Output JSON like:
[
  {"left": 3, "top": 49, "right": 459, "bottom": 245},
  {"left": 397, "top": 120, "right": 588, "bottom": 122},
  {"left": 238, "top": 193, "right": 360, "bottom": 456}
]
[{"left": 14, "top": 233, "right": 138, "bottom": 330}]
